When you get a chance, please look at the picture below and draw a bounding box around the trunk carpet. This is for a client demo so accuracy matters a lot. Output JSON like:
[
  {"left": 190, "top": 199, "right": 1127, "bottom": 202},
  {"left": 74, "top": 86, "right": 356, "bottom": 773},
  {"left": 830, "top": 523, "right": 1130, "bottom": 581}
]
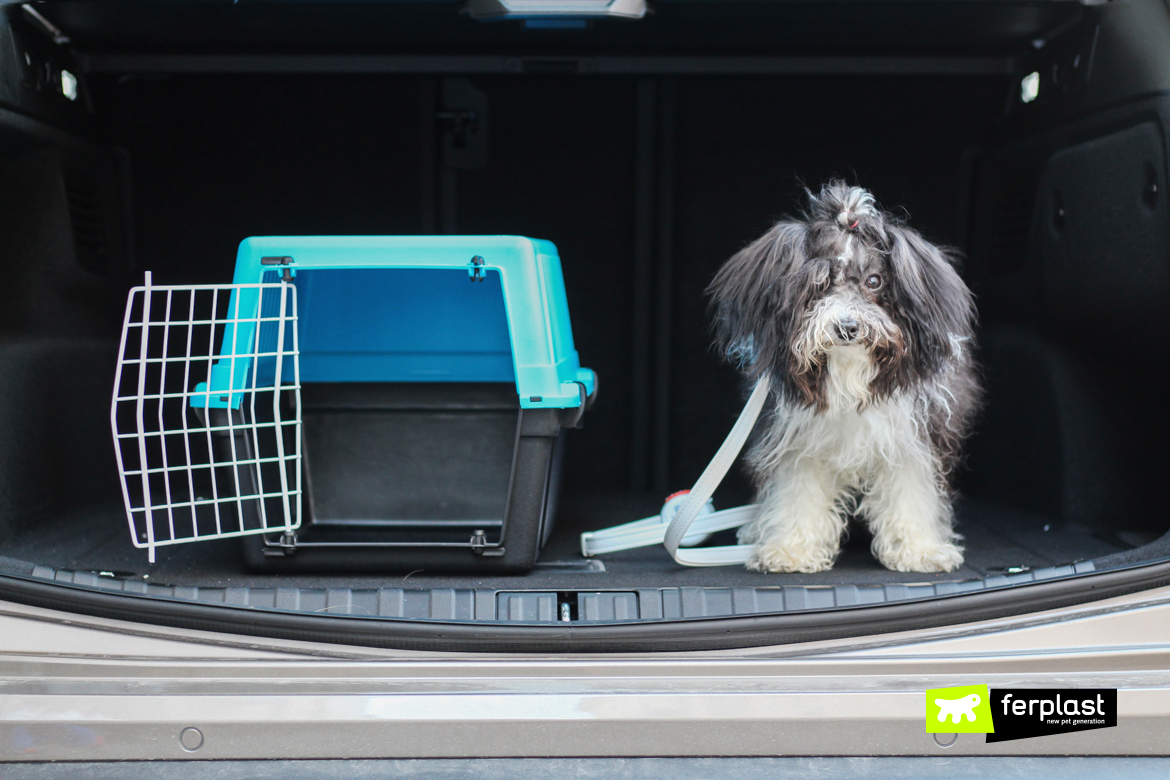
[{"left": 0, "top": 494, "right": 1132, "bottom": 593}]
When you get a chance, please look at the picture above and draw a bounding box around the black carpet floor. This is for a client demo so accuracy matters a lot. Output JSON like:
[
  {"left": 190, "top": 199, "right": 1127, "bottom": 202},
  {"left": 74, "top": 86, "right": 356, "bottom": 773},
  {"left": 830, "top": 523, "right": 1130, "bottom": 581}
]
[{"left": 0, "top": 493, "right": 1136, "bottom": 592}]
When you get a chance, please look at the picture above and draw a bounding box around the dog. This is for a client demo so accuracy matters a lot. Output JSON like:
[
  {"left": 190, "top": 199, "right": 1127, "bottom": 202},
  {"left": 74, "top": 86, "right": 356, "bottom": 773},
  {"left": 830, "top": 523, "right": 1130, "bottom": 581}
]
[{"left": 707, "top": 181, "right": 981, "bottom": 573}]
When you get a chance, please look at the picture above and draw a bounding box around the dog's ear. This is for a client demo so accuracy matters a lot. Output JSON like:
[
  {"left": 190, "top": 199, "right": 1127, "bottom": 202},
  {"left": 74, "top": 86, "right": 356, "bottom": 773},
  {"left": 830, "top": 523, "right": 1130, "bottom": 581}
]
[
  {"left": 882, "top": 224, "right": 976, "bottom": 375},
  {"left": 707, "top": 220, "right": 823, "bottom": 391}
]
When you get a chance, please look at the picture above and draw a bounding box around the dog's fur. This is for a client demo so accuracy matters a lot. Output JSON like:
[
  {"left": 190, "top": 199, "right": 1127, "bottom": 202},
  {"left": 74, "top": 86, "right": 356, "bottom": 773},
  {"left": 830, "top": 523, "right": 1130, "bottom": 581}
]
[{"left": 707, "top": 182, "right": 981, "bottom": 573}]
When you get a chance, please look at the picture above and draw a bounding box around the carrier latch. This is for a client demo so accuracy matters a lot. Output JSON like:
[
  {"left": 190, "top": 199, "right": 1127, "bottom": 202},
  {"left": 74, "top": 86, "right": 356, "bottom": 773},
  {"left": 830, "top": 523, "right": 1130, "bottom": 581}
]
[{"left": 470, "top": 529, "right": 506, "bottom": 557}]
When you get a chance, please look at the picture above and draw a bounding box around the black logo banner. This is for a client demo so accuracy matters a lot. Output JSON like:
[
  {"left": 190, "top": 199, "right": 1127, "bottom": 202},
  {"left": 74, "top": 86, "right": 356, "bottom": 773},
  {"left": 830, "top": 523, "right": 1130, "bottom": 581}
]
[{"left": 986, "top": 688, "right": 1117, "bottom": 743}]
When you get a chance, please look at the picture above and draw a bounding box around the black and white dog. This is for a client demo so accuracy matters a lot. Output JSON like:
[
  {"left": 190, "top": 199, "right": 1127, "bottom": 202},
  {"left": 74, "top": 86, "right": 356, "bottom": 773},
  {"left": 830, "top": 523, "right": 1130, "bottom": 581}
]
[{"left": 708, "top": 182, "right": 981, "bottom": 573}]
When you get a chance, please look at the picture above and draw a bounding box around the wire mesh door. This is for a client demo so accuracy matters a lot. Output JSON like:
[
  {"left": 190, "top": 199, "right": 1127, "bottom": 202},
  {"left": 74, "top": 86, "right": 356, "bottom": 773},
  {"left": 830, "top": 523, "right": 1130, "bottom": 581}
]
[{"left": 111, "top": 272, "right": 302, "bottom": 562}]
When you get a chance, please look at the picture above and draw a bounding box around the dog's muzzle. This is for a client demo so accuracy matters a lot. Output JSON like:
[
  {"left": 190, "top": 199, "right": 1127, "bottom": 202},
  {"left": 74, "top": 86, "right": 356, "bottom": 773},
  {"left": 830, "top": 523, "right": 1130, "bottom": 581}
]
[{"left": 836, "top": 318, "right": 860, "bottom": 343}]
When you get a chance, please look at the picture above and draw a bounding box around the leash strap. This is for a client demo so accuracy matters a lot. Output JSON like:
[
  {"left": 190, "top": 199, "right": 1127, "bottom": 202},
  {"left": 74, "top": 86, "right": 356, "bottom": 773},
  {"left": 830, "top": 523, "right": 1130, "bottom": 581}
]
[
  {"left": 580, "top": 504, "right": 759, "bottom": 557},
  {"left": 580, "top": 375, "right": 771, "bottom": 567}
]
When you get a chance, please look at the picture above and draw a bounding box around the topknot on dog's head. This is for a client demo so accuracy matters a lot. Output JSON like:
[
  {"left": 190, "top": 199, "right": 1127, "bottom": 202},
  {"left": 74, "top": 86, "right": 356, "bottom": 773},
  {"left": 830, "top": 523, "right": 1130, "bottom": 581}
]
[{"left": 807, "top": 180, "right": 877, "bottom": 233}]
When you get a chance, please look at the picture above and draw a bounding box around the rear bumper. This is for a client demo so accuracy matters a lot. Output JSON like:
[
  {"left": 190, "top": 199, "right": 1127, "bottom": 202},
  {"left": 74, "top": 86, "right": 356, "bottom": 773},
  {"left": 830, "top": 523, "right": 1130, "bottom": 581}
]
[{"left": 4, "top": 587, "right": 1170, "bottom": 760}]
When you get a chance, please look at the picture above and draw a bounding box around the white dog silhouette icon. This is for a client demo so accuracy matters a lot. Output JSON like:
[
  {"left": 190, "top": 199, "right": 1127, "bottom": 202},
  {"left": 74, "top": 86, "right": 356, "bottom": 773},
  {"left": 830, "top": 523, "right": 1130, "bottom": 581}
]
[{"left": 935, "top": 693, "right": 981, "bottom": 723}]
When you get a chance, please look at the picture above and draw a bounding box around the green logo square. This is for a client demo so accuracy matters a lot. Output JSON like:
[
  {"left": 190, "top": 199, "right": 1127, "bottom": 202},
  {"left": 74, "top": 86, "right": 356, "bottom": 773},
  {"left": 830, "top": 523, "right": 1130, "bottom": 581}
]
[{"left": 926, "top": 684, "right": 995, "bottom": 733}]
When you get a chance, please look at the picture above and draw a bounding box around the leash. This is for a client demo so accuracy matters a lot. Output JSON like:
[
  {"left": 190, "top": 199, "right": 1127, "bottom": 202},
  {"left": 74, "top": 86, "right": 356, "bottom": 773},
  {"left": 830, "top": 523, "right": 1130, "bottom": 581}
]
[{"left": 580, "top": 374, "right": 771, "bottom": 567}]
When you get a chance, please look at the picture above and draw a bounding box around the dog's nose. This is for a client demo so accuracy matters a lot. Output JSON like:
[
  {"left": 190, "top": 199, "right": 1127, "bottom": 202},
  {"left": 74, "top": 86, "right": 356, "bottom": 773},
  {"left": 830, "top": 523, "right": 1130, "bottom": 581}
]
[{"left": 838, "top": 318, "right": 860, "bottom": 342}]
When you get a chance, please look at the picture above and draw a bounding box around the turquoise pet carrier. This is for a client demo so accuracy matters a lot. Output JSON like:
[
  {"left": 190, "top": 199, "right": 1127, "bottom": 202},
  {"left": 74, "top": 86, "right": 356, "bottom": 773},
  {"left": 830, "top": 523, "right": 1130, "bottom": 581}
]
[{"left": 111, "top": 236, "right": 596, "bottom": 572}]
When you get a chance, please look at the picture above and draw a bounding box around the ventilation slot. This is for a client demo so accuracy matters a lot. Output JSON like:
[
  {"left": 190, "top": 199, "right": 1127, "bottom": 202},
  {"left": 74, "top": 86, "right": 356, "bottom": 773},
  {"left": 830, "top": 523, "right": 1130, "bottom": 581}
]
[
  {"left": 988, "top": 163, "right": 1043, "bottom": 277},
  {"left": 63, "top": 169, "right": 108, "bottom": 274}
]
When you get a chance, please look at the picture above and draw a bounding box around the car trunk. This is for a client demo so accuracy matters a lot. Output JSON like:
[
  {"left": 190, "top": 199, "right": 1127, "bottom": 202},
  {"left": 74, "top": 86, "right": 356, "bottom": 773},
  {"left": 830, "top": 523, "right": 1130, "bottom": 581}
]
[{"left": 1, "top": 0, "right": 1169, "bottom": 650}]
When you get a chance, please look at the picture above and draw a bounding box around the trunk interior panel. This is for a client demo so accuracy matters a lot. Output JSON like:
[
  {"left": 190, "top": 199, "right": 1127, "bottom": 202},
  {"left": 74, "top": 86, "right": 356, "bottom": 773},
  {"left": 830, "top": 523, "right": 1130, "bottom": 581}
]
[{"left": 1, "top": 0, "right": 1169, "bottom": 642}]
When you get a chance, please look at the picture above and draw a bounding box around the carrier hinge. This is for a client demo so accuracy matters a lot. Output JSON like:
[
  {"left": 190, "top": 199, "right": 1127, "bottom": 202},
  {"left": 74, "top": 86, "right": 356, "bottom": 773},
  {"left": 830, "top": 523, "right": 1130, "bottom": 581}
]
[
  {"left": 470, "top": 529, "right": 505, "bottom": 557},
  {"left": 261, "top": 255, "right": 295, "bottom": 281},
  {"left": 262, "top": 531, "right": 299, "bottom": 557},
  {"left": 467, "top": 255, "right": 486, "bottom": 282}
]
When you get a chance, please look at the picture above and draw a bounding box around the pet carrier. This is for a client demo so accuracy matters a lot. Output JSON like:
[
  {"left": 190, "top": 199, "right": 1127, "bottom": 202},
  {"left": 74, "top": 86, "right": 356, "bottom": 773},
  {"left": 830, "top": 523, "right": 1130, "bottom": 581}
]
[{"left": 111, "top": 236, "right": 596, "bottom": 573}]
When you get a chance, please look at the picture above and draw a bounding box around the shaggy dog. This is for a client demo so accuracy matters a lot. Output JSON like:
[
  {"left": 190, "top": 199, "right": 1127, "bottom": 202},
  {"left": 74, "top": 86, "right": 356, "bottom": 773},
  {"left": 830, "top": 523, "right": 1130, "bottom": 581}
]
[{"left": 707, "top": 182, "right": 981, "bottom": 573}]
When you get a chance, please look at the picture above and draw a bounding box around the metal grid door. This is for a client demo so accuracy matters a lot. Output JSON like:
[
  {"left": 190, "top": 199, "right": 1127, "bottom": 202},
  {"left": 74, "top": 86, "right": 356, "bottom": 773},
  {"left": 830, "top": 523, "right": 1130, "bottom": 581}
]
[{"left": 111, "top": 272, "right": 302, "bottom": 562}]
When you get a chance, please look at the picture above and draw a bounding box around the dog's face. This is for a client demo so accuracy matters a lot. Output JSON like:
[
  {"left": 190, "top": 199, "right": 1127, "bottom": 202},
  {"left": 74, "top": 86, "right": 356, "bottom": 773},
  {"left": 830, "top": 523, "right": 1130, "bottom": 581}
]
[
  {"left": 789, "top": 219, "right": 905, "bottom": 407},
  {"left": 709, "top": 182, "right": 976, "bottom": 411}
]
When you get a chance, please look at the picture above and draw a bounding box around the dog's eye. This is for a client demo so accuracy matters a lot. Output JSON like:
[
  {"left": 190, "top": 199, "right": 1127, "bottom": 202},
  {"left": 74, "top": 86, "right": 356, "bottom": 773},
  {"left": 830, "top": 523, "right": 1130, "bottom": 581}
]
[{"left": 865, "top": 274, "right": 882, "bottom": 290}]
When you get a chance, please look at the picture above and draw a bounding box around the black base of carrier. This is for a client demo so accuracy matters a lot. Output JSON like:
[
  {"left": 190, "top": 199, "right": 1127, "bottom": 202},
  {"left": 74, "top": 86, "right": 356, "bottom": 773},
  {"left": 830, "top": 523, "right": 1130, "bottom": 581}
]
[{"left": 239, "top": 382, "right": 581, "bottom": 574}]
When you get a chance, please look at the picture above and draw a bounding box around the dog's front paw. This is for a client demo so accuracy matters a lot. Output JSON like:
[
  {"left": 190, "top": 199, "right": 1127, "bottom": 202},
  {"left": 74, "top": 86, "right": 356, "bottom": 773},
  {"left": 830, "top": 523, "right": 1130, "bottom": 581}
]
[
  {"left": 875, "top": 540, "right": 964, "bottom": 573},
  {"left": 748, "top": 542, "right": 838, "bottom": 573}
]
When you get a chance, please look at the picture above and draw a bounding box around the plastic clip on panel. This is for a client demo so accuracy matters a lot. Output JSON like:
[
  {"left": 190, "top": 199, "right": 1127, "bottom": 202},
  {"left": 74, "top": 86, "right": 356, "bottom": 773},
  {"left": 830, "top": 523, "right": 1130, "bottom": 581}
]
[{"left": 581, "top": 375, "right": 772, "bottom": 566}]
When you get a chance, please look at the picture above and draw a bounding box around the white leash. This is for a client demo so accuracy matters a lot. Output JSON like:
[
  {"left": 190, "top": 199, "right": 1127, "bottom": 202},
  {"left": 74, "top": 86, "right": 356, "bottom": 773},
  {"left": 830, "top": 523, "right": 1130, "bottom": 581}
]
[{"left": 580, "top": 375, "right": 771, "bottom": 567}]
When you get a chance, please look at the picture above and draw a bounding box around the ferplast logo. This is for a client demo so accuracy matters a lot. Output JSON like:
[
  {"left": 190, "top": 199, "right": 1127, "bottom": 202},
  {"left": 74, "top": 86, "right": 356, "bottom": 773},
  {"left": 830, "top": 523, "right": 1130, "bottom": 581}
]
[
  {"left": 925, "top": 684, "right": 995, "bottom": 734},
  {"left": 985, "top": 689, "right": 1117, "bottom": 743},
  {"left": 926, "top": 686, "right": 1118, "bottom": 743}
]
